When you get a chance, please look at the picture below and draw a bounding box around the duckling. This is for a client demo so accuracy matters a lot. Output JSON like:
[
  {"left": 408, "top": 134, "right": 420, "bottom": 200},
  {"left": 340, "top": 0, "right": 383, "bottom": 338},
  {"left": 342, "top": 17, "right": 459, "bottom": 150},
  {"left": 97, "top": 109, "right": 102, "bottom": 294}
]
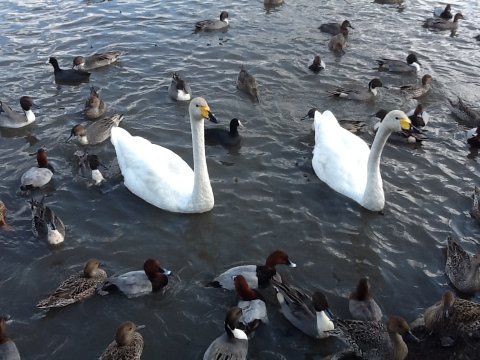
[
  {"left": 66, "top": 114, "right": 124, "bottom": 145},
  {"left": 234, "top": 275, "right": 268, "bottom": 335},
  {"left": 423, "top": 13, "right": 464, "bottom": 31},
  {"left": 424, "top": 290, "right": 480, "bottom": 342},
  {"left": 329, "top": 78, "right": 384, "bottom": 101},
  {"left": 0, "top": 316, "right": 20, "bottom": 360},
  {"left": 100, "top": 321, "right": 144, "bottom": 360},
  {"left": 308, "top": 55, "right": 325, "bottom": 73},
  {"left": 0, "top": 96, "right": 38, "bottom": 129},
  {"left": 84, "top": 86, "right": 106, "bottom": 120},
  {"left": 29, "top": 197, "right": 65, "bottom": 245},
  {"left": 303, "top": 108, "right": 367, "bottom": 134},
  {"left": 195, "top": 11, "right": 229, "bottom": 31},
  {"left": 433, "top": 4, "right": 453, "bottom": 20},
  {"left": 205, "top": 118, "right": 243, "bottom": 148},
  {"left": 237, "top": 65, "right": 259, "bottom": 102},
  {"left": 400, "top": 74, "right": 433, "bottom": 99},
  {"left": 471, "top": 186, "right": 480, "bottom": 223},
  {"left": 203, "top": 307, "right": 248, "bottom": 360},
  {"left": 168, "top": 72, "right": 192, "bottom": 101},
  {"left": 20, "top": 148, "right": 55, "bottom": 190},
  {"left": 48, "top": 57, "right": 90, "bottom": 85},
  {"left": 72, "top": 51, "right": 122, "bottom": 71},
  {"left": 349, "top": 277, "right": 383, "bottom": 322},
  {"left": 319, "top": 20, "right": 354, "bottom": 35},
  {"left": 376, "top": 53, "right": 421, "bottom": 73},
  {"left": 445, "top": 234, "right": 480, "bottom": 293},
  {"left": 328, "top": 28, "right": 348, "bottom": 53},
  {"left": 448, "top": 97, "right": 480, "bottom": 127},
  {"left": 36, "top": 259, "right": 107, "bottom": 309}
]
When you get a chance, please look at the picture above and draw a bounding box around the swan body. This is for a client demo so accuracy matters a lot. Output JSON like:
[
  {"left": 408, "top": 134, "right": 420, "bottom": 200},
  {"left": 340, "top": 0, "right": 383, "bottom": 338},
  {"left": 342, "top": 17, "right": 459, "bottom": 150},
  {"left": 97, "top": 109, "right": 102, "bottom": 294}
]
[
  {"left": 111, "top": 97, "right": 216, "bottom": 213},
  {"left": 311, "top": 109, "right": 411, "bottom": 211}
]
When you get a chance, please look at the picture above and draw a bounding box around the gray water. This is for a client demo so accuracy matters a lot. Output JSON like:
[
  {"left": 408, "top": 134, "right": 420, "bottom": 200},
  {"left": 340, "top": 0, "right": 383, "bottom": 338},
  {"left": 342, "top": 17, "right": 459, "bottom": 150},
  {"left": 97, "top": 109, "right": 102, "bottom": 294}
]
[{"left": 1, "top": 0, "right": 479, "bottom": 359}]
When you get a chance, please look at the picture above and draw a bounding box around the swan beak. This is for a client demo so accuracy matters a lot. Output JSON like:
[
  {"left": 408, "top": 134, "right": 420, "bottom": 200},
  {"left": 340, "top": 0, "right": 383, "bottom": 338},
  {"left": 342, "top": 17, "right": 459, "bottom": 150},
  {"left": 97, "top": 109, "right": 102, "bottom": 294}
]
[
  {"left": 400, "top": 117, "right": 411, "bottom": 131},
  {"left": 201, "top": 106, "right": 218, "bottom": 123}
]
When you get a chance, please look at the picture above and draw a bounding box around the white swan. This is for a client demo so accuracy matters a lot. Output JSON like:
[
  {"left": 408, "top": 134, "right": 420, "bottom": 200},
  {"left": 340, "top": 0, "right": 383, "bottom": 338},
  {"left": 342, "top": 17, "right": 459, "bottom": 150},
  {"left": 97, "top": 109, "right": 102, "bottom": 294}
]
[
  {"left": 111, "top": 97, "right": 217, "bottom": 213},
  {"left": 311, "top": 109, "right": 411, "bottom": 211}
]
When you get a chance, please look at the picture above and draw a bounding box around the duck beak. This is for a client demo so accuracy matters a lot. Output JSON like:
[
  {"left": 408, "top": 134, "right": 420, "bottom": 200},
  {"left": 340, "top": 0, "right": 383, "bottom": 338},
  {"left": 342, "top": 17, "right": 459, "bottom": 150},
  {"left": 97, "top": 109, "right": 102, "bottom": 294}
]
[
  {"left": 161, "top": 267, "right": 172, "bottom": 276},
  {"left": 288, "top": 260, "right": 297, "bottom": 268},
  {"left": 136, "top": 324, "right": 146, "bottom": 330},
  {"left": 66, "top": 131, "right": 75, "bottom": 143},
  {"left": 404, "top": 330, "right": 420, "bottom": 343},
  {"left": 237, "top": 120, "right": 244, "bottom": 128},
  {"left": 326, "top": 308, "right": 335, "bottom": 320},
  {"left": 400, "top": 117, "right": 411, "bottom": 130}
]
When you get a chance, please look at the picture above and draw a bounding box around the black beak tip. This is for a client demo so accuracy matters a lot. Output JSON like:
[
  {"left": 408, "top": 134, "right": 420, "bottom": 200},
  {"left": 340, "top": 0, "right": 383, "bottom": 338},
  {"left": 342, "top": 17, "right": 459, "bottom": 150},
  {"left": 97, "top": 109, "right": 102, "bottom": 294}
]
[{"left": 208, "top": 112, "right": 218, "bottom": 123}]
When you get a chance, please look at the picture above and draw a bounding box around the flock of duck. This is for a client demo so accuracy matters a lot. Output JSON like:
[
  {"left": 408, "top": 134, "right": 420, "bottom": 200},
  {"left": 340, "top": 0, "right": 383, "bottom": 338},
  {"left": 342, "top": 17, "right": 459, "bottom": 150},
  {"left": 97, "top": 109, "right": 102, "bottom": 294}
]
[{"left": 1, "top": 1, "right": 480, "bottom": 359}]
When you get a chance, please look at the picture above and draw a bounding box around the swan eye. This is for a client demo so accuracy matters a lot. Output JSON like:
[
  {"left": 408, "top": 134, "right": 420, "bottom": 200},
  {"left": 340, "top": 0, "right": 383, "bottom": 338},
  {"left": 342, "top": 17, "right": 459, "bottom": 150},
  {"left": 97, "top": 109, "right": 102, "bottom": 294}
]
[{"left": 195, "top": 104, "right": 199, "bottom": 107}]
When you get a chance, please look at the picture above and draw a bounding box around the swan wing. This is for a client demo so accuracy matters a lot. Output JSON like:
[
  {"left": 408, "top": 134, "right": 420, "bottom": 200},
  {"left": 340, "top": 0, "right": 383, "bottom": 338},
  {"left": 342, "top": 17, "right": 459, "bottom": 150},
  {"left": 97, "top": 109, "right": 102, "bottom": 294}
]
[
  {"left": 111, "top": 127, "right": 194, "bottom": 212},
  {"left": 312, "top": 110, "right": 369, "bottom": 204}
]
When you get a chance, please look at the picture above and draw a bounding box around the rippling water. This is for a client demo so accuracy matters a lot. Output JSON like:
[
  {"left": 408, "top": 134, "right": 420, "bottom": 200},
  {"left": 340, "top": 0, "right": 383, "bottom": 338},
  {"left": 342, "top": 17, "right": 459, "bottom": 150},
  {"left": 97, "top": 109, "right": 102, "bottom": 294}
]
[{"left": 1, "top": 0, "right": 480, "bottom": 359}]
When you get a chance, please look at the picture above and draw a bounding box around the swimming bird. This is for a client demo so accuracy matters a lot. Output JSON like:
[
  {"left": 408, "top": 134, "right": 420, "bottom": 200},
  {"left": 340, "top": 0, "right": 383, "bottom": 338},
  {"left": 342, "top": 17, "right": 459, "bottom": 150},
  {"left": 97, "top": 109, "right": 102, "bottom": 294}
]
[
  {"left": 311, "top": 109, "right": 411, "bottom": 211},
  {"left": 273, "top": 279, "right": 334, "bottom": 339},
  {"left": 374, "top": 0, "right": 404, "bottom": 4},
  {"left": 445, "top": 234, "right": 480, "bottom": 293},
  {"left": 448, "top": 97, "right": 480, "bottom": 127},
  {"left": 29, "top": 197, "right": 65, "bottom": 245},
  {"left": 349, "top": 277, "right": 383, "bottom": 322},
  {"left": 424, "top": 290, "right": 480, "bottom": 342},
  {"left": 303, "top": 108, "right": 367, "bottom": 134},
  {"left": 205, "top": 118, "right": 243, "bottom": 148},
  {"left": 466, "top": 126, "right": 480, "bottom": 147},
  {"left": 264, "top": 0, "right": 284, "bottom": 6},
  {"left": 376, "top": 53, "right": 421, "bottom": 73},
  {"left": 471, "top": 186, "right": 480, "bottom": 223},
  {"left": 208, "top": 250, "right": 296, "bottom": 290},
  {"left": 84, "top": 86, "right": 106, "bottom": 120},
  {"left": 203, "top": 307, "right": 248, "bottom": 360},
  {"left": 373, "top": 107, "right": 428, "bottom": 143},
  {"left": 72, "top": 51, "right": 122, "bottom": 71},
  {"left": 329, "top": 78, "right": 384, "bottom": 101},
  {"left": 99, "top": 321, "right": 144, "bottom": 360},
  {"left": 237, "top": 65, "right": 259, "bottom": 102},
  {"left": 400, "top": 74, "right": 433, "bottom": 99},
  {"left": 433, "top": 4, "right": 453, "bottom": 20},
  {"left": 20, "top": 148, "right": 55, "bottom": 190},
  {"left": 0, "top": 201, "right": 7, "bottom": 228},
  {"left": 319, "top": 20, "right": 354, "bottom": 35},
  {"left": 328, "top": 28, "right": 348, "bottom": 53},
  {"left": 195, "top": 11, "right": 229, "bottom": 31},
  {"left": 100, "top": 258, "right": 171, "bottom": 298},
  {"left": 407, "top": 104, "right": 429, "bottom": 128},
  {"left": 77, "top": 152, "right": 107, "bottom": 185},
  {"left": 36, "top": 258, "right": 107, "bottom": 309},
  {"left": 0, "top": 316, "right": 20, "bottom": 360},
  {"left": 48, "top": 57, "right": 90, "bottom": 84},
  {"left": 66, "top": 114, "right": 124, "bottom": 145},
  {"left": 168, "top": 72, "right": 192, "bottom": 101},
  {"left": 308, "top": 55, "right": 325, "bottom": 73},
  {"left": 111, "top": 97, "right": 217, "bottom": 213},
  {"left": 423, "top": 13, "right": 464, "bottom": 31},
  {"left": 234, "top": 275, "right": 268, "bottom": 335},
  {"left": 328, "top": 316, "right": 417, "bottom": 360},
  {"left": 0, "top": 96, "right": 38, "bottom": 128}
]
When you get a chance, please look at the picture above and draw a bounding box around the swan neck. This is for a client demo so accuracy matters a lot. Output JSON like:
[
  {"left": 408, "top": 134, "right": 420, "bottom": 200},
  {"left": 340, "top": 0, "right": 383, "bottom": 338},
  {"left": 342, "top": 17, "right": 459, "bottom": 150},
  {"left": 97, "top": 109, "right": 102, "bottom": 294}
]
[{"left": 190, "top": 118, "right": 213, "bottom": 206}]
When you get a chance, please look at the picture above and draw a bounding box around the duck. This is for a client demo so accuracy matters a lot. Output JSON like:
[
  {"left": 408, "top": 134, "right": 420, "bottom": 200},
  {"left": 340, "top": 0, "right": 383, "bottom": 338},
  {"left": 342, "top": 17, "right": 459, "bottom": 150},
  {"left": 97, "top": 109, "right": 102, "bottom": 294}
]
[
  {"left": 400, "top": 74, "right": 433, "bottom": 99},
  {"left": 311, "top": 109, "right": 411, "bottom": 212},
  {"left": 328, "top": 316, "right": 417, "bottom": 360},
  {"left": 433, "top": 4, "right": 452, "bottom": 20},
  {"left": 328, "top": 28, "right": 348, "bottom": 53},
  {"left": 471, "top": 186, "right": 480, "bottom": 223},
  {"left": 66, "top": 114, "right": 124, "bottom": 145},
  {"left": 308, "top": 55, "right": 325, "bottom": 73},
  {"left": 374, "top": 0, "right": 404, "bottom": 4},
  {"left": 208, "top": 250, "right": 296, "bottom": 290},
  {"left": 234, "top": 275, "right": 268, "bottom": 335},
  {"left": 448, "top": 97, "right": 480, "bottom": 127},
  {"left": 99, "top": 321, "right": 144, "bottom": 360},
  {"left": 0, "top": 201, "right": 8, "bottom": 228},
  {"left": 77, "top": 152, "right": 106, "bottom": 185},
  {"left": 203, "top": 307, "right": 248, "bottom": 360},
  {"left": 349, "top": 277, "right": 383, "bottom": 322},
  {"left": 0, "top": 316, "right": 20, "bottom": 360},
  {"left": 111, "top": 97, "right": 216, "bottom": 213},
  {"left": 195, "top": 11, "right": 229, "bottom": 31},
  {"left": 168, "top": 72, "right": 192, "bottom": 101},
  {"left": 36, "top": 259, "right": 107, "bottom": 309},
  {"left": 329, "top": 78, "right": 384, "bottom": 101},
  {"left": 445, "top": 234, "right": 480, "bottom": 293},
  {"left": 303, "top": 108, "right": 367, "bottom": 134},
  {"left": 407, "top": 104, "right": 430, "bottom": 128},
  {"left": 0, "top": 96, "right": 38, "bottom": 128},
  {"left": 423, "top": 13, "right": 464, "bottom": 31},
  {"left": 29, "top": 197, "right": 65, "bottom": 245},
  {"left": 237, "top": 65, "right": 259, "bottom": 102},
  {"left": 466, "top": 126, "right": 480, "bottom": 147},
  {"left": 84, "top": 86, "right": 106, "bottom": 120},
  {"left": 264, "top": 0, "right": 284, "bottom": 6},
  {"left": 100, "top": 258, "right": 171, "bottom": 298},
  {"left": 319, "top": 20, "right": 354, "bottom": 35},
  {"left": 72, "top": 51, "right": 122, "bottom": 71},
  {"left": 373, "top": 107, "right": 428, "bottom": 143},
  {"left": 20, "top": 148, "right": 55, "bottom": 190},
  {"left": 48, "top": 57, "right": 90, "bottom": 84},
  {"left": 376, "top": 53, "right": 421, "bottom": 73},
  {"left": 272, "top": 279, "right": 334, "bottom": 339},
  {"left": 205, "top": 118, "right": 243, "bottom": 148}
]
